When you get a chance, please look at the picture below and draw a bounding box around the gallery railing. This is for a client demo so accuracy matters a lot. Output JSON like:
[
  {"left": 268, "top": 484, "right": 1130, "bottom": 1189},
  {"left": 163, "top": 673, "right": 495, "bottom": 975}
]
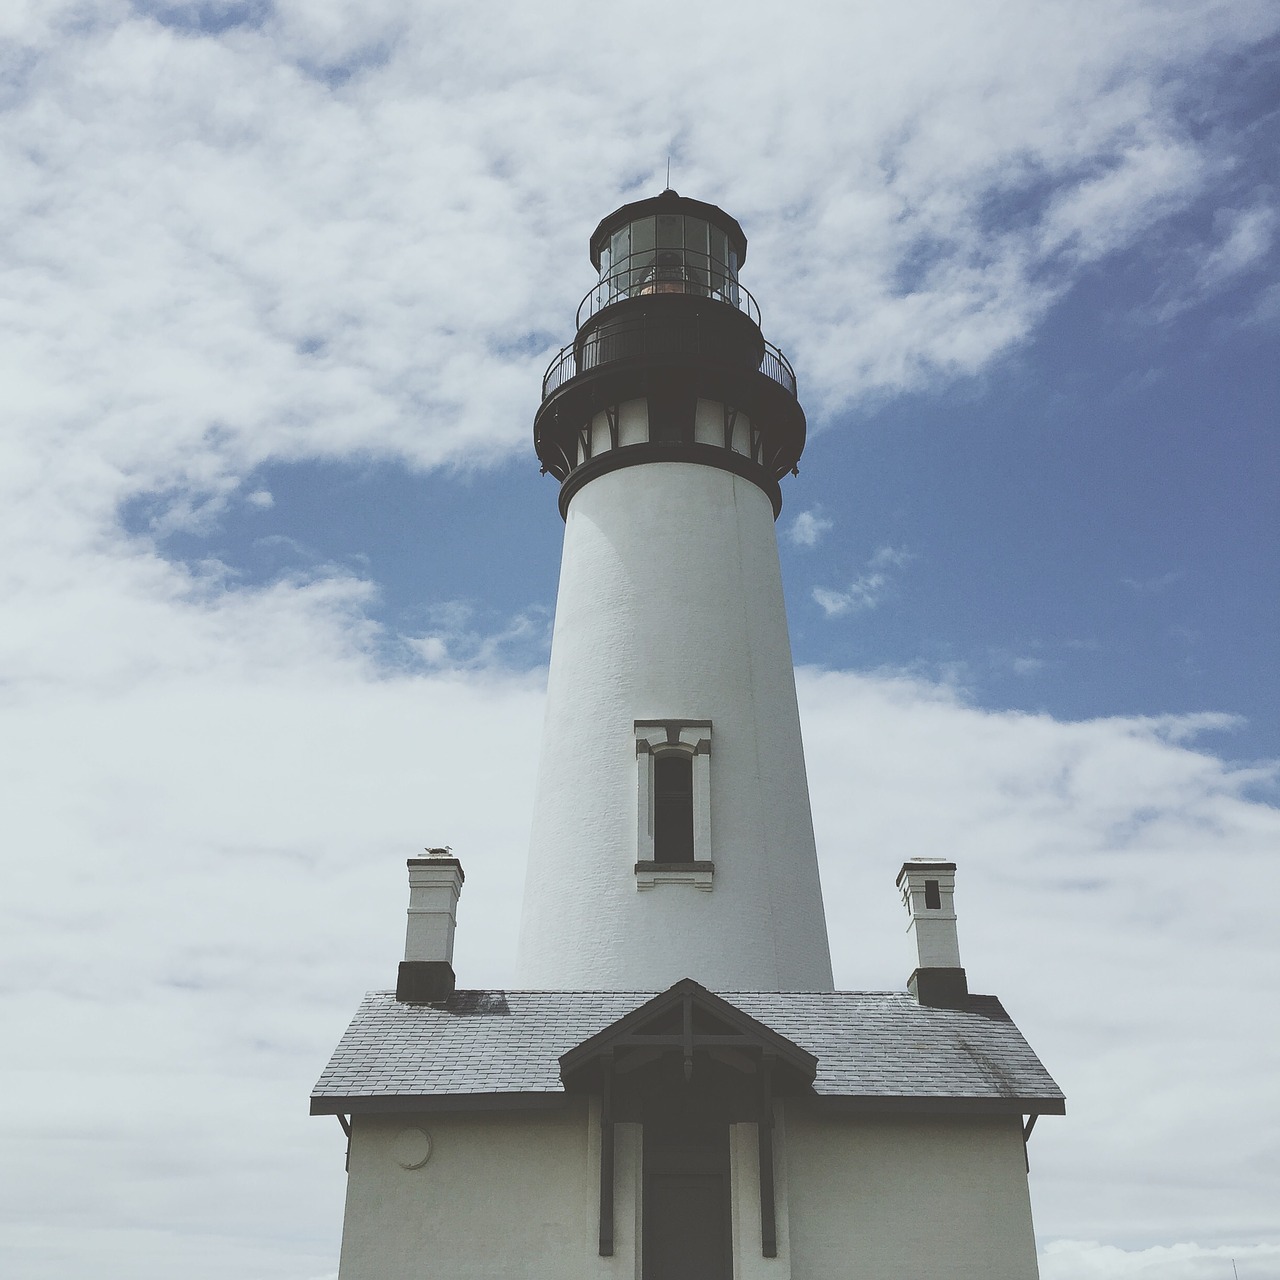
[
  {"left": 541, "top": 315, "right": 798, "bottom": 402},
  {"left": 576, "top": 250, "right": 761, "bottom": 329}
]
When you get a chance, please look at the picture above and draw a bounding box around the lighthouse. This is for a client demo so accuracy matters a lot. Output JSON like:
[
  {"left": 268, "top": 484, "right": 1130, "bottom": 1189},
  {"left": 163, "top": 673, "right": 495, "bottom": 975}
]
[
  {"left": 517, "top": 189, "right": 833, "bottom": 991},
  {"left": 313, "top": 192, "right": 1064, "bottom": 1280}
]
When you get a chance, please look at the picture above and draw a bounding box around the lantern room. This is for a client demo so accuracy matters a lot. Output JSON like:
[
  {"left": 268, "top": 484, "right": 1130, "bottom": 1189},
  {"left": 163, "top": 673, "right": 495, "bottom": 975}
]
[
  {"left": 535, "top": 189, "right": 806, "bottom": 509},
  {"left": 583, "top": 190, "right": 749, "bottom": 321}
]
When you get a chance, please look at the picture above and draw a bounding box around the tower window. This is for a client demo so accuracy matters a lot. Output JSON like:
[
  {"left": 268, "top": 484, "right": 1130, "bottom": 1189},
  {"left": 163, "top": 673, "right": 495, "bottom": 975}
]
[
  {"left": 653, "top": 753, "right": 695, "bottom": 862},
  {"left": 925, "top": 879, "right": 941, "bottom": 910},
  {"left": 634, "top": 721, "right": 713, "bottom": 889}
]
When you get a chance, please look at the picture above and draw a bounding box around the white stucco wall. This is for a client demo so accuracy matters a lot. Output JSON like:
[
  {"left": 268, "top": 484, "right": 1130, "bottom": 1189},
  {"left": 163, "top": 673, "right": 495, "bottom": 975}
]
[
  {"left": 516, "top": 456, "right": 834, "bottom": 991},
  {"left": 781, "top": 1108, "right": 1040, "bottom": 1280},
  {"left": 338, "top": 1104, "right": 644, "bottom": 1280},
  {"left": 337, "top": 1103, "right": 1038, "bottom": 1280}
]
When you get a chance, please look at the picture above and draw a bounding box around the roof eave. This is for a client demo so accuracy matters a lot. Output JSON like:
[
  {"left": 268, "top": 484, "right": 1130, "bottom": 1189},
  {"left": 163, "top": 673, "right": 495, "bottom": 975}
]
[
  {"left": 310, "top": 1091, "right": 573, "bottom": 1117},
  {"left": 804, "top": 1094, "right": 1066, "bottom": 1117},
  {"left": 312, "top": 1090, "right": 1065, "bottom": 1118}
]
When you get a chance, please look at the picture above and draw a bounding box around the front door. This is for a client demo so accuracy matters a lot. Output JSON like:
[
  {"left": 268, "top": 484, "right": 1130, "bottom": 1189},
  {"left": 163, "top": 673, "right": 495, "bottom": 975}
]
[{"left": 643, "top": 1107, "right": 732, "bottom": 1280}]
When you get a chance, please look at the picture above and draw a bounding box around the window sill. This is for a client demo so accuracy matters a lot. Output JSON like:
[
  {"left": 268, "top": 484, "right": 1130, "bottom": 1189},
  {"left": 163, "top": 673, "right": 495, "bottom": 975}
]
[{"left": 634, "top": 861, "right": 715, "bottom": 892}]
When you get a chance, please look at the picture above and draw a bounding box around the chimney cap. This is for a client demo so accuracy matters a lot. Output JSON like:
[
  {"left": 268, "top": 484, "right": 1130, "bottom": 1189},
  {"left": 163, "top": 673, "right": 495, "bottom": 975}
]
[
  {"left": 896, "top": 859, "right": 956, "bottom": 887},
  {"left": 407, "top": 854, "right": 464, "bottom": 880}
]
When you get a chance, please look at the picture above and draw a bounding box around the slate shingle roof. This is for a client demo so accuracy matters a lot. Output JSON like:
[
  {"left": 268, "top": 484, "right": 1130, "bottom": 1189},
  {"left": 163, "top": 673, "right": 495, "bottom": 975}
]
[{"left": 311, "top": 989, "right": 1064, "bottom": 1115}]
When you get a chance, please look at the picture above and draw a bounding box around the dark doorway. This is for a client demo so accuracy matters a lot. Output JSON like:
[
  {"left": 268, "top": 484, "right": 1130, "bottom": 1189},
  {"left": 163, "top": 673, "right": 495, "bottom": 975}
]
[{"left": 643, "top": 1104, "right": 732, "bottom": 1280}]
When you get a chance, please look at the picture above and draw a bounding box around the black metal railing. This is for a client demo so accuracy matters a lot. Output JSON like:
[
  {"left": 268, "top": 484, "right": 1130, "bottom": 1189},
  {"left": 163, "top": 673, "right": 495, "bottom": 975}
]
[
  {"left": 541, "top": 314, "right": 798, "bottom": 401},
  {"left": 576, "top": 250, "right": 762, "bottom": 328},
  {"left": 758, "top": 345, "right": 797, "bottom": 397}
]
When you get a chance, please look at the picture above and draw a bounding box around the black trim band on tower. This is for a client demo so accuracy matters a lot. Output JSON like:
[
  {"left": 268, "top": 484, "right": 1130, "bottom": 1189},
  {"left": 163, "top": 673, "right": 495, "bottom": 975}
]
[
  {"left": 559, "top": 443, "right": 784, "bottom": 520},
  {"left": 535, "top": 356, "right": 806, "bottom": 488}
]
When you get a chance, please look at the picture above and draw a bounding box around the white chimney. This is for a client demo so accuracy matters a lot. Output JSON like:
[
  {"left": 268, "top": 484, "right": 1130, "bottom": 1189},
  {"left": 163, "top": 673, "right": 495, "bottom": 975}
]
[
  {"left": 395, "top": 849, "right": 464, "bottom": 1003},
  {"left": 896, "top": 859, "right": 968, "bottom": 1009}
]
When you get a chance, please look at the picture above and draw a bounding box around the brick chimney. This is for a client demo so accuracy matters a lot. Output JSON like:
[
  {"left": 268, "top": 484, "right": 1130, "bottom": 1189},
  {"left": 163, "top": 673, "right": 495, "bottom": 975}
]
[
  {"left": 395, "top": 849, "right": 464, "bottom": 1003},
  {"left": 896, "top": 859, "right": 968, "bottom": 1010}
]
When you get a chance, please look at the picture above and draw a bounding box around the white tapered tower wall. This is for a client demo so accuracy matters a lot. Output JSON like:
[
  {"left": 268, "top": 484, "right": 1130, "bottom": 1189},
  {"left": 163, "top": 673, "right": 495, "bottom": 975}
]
[{"left": 516, "top": 446, "right": 834, "bottom": 991}]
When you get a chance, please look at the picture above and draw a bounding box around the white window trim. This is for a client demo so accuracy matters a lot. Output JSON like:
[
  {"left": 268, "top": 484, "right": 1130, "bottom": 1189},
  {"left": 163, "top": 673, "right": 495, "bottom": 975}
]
[{"left": 634, "top": 720, "right": 713, "bottom": 890}]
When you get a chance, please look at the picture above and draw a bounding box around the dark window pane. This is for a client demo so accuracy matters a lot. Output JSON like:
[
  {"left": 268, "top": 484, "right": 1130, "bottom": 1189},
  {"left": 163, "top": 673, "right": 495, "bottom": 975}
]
[
  {"left": 656, "top": 213, "right": 682, "bottom": 248},
  {"left": 925, "top": 879, "right": 941, "bottom": 909},
  {"left": 654, "top": 754, "right": 695, "bottom": 862},
  {"left": 655, "top": 755, "right": 692, "bottom": 795},
  {"left": 683, "top": 220, "right": 709, "bottom": 293},
  {"left": 632, "top": 217, "right": 655, "bottom": 254},
  {"left": 710, "top": 236, "right": 726, "bottom": 295},
  {"left": 630, "top": 248, "right": 656, "bottom": 292},
  {"left": 649, "top": 248, "right": 684, "bottom": 293},
  {"left": 683, "top": 216, "right": 708, "bottom": 256}
]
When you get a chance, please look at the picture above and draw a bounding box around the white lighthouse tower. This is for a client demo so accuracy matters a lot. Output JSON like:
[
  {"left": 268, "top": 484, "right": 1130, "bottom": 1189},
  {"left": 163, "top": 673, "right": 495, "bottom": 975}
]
[
  {"left": 313, "top": 191, "right": 1064, "bottom": 1280},
  {"left": 516, "top": 190, "right": 833, "bottom": 991}
]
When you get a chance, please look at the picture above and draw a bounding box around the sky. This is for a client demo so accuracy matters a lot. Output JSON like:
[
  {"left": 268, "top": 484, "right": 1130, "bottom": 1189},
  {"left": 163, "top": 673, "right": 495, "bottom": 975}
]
[{"left": 1, "top": 1, "right": 1278, "bottom": 1277}]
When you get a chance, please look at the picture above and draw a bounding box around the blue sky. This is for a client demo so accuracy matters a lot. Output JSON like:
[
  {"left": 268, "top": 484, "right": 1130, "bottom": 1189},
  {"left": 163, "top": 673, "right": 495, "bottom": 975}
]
[
  {"left": 129, "top": 177, "right": 1280, "bottom": 761},
  {"left": 3, "top": 2, "right": 1279, "bottom": 1278}
]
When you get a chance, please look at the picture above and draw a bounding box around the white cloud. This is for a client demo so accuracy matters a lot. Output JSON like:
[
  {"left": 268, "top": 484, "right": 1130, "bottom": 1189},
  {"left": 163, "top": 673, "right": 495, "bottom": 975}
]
[
  {"left": 800, "top": 669, "right": 1280, "bottom": 1256},
  {"left": 1123, "top": 570, "right": 1182, "bottom": 593},
  {"left": 1, "top": 0, "right": 1276, "bottom": 555},
  {"left": 404, "top": 601, "right": 551, "bottom": 670},
  {"left": 814, "top": 544, "right": 913, "bottom": 616},
  {"left": 0, "top": 592, "right": 546, "bottom": 1277},
  {"left": 814, "top": 578, "right": 886, "bottom": 617},
  {"left": 1041, "top": 1240, "right": 1280, "bottom": 1279},
  {"left": 1152, "top": 202, "right": 1278, "bottom": 320},
  {"left": 3, "top": 582, "right": 1278, "bottom": 1274},
  {"left": 245, "top": 488, "right": 275, "bottom": 509},
  {"left": 1245, "top": 280, "right": 1280, "bottom": 328},
  {"left": 2, "top": 3, "right": 1278, "bottom": 1275},
  {"left": 787, "top": 508, "right": 833, "bottom": 548},
  {"left": 986, "top": 645, "right": 1050, "bottom": 677},
  {"left": 867, "top": 545, "right": 914, "bottom": 571},
  {"left": 4, "top": 356, "right": 1280, "bottom": 1267},
  {"left": 1196, "top": 205, "right": 1277, "bottom": 293}
]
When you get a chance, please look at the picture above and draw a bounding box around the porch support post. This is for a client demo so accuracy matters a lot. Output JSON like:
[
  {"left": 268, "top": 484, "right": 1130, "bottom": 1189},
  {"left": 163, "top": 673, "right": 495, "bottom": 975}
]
[
  {"left": 599, "top": 1055, "right": 615, "bottom": 1256},
  {"left": 758, "top": 1053, "right": 777, "bottom": 1257}
]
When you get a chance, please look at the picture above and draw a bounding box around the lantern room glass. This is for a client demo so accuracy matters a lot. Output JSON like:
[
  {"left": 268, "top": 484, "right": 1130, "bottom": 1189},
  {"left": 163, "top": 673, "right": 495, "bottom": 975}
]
[{"left": 600, "top": 215, "right": 738, "bottom": 306}]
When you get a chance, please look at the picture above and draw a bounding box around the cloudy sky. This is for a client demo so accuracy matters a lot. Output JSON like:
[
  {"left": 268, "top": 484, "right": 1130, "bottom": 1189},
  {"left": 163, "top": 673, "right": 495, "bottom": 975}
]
[{"left": 2, "top": 1, "right": 1278, "bottom": 1276}]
